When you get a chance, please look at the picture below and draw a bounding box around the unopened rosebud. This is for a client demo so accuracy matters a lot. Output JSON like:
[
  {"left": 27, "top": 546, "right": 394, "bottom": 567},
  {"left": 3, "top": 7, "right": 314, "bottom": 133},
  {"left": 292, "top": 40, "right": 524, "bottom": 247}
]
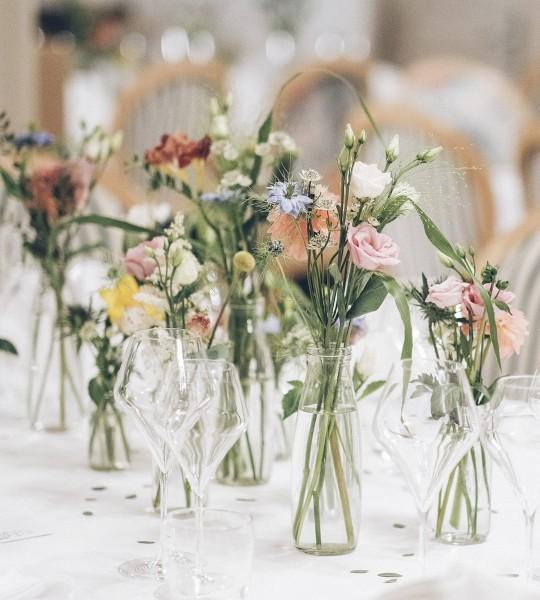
[
  {"left": 455, "top": 243, "right": 466, "bottom": 258},
  {"left": 344, "top": 123, "right": 355, "bottom": 149},
  {"left": 233, "top": 251, "right": 256, "bottom": 273},
  {"left": 358, "top": 129, "right": 367, "bottom": 145},
  {"left": 417, "top": 146, "right": 443, "bottom": 163},
  {"left": 468, "top": 246, "right": 476, "bottom": 257},
  {"left": 438, "top": 252, "right": 454, "bottom": 269},
  {"left": 385, "top": 134, "right": 399, "bottom": 163}
]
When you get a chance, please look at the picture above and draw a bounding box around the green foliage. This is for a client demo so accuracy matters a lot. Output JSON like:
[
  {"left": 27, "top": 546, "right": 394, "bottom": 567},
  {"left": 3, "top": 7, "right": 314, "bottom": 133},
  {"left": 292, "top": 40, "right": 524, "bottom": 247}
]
[
  {"left": 282, "top": 380, "right": 303, "bottom": 419},
  {"left": 346, "top": 276, "right": 387, "bottom": 320},
  {"left": 0, "top": 338, "right": 17, "bottom": 355}
]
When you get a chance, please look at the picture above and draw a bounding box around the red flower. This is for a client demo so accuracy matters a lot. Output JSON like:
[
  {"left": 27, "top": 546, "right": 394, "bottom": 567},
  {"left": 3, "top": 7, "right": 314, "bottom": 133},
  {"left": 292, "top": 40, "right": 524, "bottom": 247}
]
[{"left": 144, "top": 133, "right": 211, "bottom": 169}]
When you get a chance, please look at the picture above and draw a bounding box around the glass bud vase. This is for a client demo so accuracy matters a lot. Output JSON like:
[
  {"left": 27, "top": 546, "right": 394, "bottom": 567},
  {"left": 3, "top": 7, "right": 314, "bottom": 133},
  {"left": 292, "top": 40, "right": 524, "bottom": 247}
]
[
  {"left": 88, "top": 399, "right": 131, "bottom": 471},
  {"left": 431, "top": 441, "right": 492, "bottom": 544},
  {"left": 291, "top": 346, "right": 362, "bottom": 555},
  {"left": 26, "top": 278, "right": 83, "bottom": 431},
  {"left": 217, "top": 297, "right": 276, "bottom": 485}
]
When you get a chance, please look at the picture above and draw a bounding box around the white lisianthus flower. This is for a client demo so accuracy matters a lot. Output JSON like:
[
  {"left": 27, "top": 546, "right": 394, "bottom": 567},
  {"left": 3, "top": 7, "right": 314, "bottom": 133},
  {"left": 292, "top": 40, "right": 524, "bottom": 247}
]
[
  {"left": 221, "top": 170, "right": 252, "bottom": 188},
  {"left": 134, "top": 285, "right": 168, "bottom": 312},
  {"left": 350, "top": 161, "right": 392, "bottom": 199},
  {"left": 268, "top": 131, "right": 297, "bottom": 154},
  {"left": 391, "top": 182, "right": 420, "bottom": 213}
]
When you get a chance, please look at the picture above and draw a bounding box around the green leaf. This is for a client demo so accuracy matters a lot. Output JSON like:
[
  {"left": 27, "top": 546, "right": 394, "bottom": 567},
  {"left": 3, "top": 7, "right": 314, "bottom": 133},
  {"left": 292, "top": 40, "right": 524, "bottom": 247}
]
[
  {"left": 328, "top": 262, "right": 342, "bottom": 283},
  {"left": 358, "top": 379, "right": 385, "bottom": 400},
  {"left": 411, "top": 201, "right": 466, "bottom": 270},
  {"left": 88, "top": 377, "right": 105, "bottom": 406},
  {"left": 382, "top": 277, "right": 412, "bottom": 359},
  {"left": 493, "top": 299, "right": 511, "bottom": 314},
  {"left": 346, "top": 276, "right": 387, "bottom": 319},
  {"left": 477, "top": 283, "right": 501, "bottom": 367},
  {"left": 282, "top": 380, "right": 303, "bottom": 420},
  {"left": 62, "top": 214, "right": 160, "bottom": 236},
  {"left": 249, "top": 110, "right": 273, "bottom": 184},
  {"left": 0, "top": 338, "right": 17, "bottom": 355}
]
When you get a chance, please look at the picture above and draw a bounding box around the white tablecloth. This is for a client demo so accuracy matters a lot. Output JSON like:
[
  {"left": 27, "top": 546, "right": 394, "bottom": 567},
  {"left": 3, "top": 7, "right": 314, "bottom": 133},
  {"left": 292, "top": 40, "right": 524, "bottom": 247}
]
[{"left": 0, "top": 398, "right": 539, "bottom": 600}]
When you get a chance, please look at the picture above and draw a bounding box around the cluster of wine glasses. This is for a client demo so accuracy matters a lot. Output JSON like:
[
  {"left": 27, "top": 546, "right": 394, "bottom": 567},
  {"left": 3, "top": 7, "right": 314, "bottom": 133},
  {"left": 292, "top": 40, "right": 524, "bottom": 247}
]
[
  {"left": 114, "top": 328, "right": 250, "bottom": 598},
  {"left": 374, "top": 359, "right": 540, "bottom": 581}
]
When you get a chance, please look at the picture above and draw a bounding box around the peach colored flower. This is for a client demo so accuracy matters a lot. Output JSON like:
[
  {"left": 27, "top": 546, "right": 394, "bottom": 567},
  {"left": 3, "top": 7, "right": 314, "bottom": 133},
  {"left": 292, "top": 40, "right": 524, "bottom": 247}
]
[
  {"left": 28, "top": 158, "right": 94, "bottom": 222},
  {"left": 124, "top": 237, "right": 164, "bottom": 280},
  {"left": 427, "top": 276, "right": 466, "bottom": 308},
  {"left": 495, "top": 308, "right": 528, "bottom": 359},
  {"left": 268, "top": 212, "right": 308, "bottom": 261},
  {"left": 347, "top": 222, "right": 400, "bottom": 271}
]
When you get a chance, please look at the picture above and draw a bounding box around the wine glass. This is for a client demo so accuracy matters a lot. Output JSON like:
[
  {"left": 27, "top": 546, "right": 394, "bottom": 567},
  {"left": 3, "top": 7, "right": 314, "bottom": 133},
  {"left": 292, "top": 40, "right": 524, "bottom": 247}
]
[
  {"left": 482, "top": 375, "right": 540, "bottom": 581},
  {"left": 373, "top": 358, "right": 479, "bottom": 568},
  {"left": 164, "top": 359, "right": 248, "bottom": 597},
  {"left": 114, "top": 328, "right": 206, "bottom": 580}
]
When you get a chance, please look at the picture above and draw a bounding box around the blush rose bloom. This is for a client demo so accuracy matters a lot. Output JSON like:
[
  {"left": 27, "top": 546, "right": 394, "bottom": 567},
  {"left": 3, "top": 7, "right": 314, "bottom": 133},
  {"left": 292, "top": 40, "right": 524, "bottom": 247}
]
[
  {"left": 350, "top": 161, "right": 392, "bottom": 199},
  {"left": 426, "top": 276, "right": 465, "bottom": 308},
  {"left": 347, "top": 223, "right": 400, "bottom": 271},
  {"left": 124, "top": 237, "right": 164, "bottom": 280}
]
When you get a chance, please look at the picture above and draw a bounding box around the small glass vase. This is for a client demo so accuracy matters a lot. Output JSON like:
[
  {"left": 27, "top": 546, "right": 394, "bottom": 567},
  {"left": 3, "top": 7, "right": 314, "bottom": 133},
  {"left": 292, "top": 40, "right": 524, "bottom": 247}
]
[
  {"left": 217, "top": 297, "right": 276, "bottom": 485},
  {"left": 291, "top": 346, "right": 362, "bottom": 555},
  {"left": 26, "top": 277, "right": 83, "bottom": 431},
  {"left": 88, "top": 400, "right": 131, "bottom": 471},
  {"left": 431, "top": 440, "right": 492, "bottom": 544}
]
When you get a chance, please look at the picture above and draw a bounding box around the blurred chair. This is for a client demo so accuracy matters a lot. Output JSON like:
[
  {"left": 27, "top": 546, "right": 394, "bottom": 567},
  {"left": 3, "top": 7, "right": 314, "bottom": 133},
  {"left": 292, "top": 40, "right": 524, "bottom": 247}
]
[
  {"left": 103, "top": 61, "right": 225, "bottom": 207},
  {"left": 480, "top": 208, "right": 540, "bottom": 375},
  {"left": 274, "top": 59, "right": 370, "bottom": 174},
  {"left": 404, "top": 56, "right": 533, "bottom": 166},
  {"left": 518, "top": 120, "right": 540, "bottom": 209},
  {"left": 344, "top": 104, "right": 495, "bottom": 279}
]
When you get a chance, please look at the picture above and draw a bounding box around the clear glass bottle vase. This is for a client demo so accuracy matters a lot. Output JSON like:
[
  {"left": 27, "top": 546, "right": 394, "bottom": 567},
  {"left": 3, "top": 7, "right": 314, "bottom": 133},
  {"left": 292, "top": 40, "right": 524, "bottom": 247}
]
[
  {"left": 26, "top": 276, "right": 83, "bottom": 431},
  {"left": 431, "top": 440, "right": 492, "bottom": 544},
  {"left": 88, "top": 399, "right": 131, "bottom": 471},
  {"left": 217, "top": 297, "right": 276, "bottom": 485},
  {"left": 291, "top": 346, "right": 362, "bottom": 555}
]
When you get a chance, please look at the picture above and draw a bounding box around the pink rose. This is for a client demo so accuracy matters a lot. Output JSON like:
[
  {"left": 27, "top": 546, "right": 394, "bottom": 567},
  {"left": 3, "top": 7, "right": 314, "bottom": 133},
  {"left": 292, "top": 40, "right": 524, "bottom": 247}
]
[
  {"left": 462, "top": 283, "right": 515, "bottom": 320},
  {"left": 426, "top": 276, "right": 465, "bottom": 309},
  {"left": 347, "top": 223, "right": 400, "bottom": 271},
  {"left": 496, "top": 308, "right": 529, "bottom": 359},
  {"left": 124, "top": 237, "right": 164, "bottom": 280}
]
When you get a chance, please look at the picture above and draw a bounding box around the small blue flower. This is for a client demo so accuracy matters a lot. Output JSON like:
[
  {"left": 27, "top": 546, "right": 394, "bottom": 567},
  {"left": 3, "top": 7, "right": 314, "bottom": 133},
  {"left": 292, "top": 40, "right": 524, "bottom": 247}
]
[
  {"left": 267, "top": 181, "right": 312, "bottom": 217},
  {"left": 14, "top": 131, "right": 54, "bottom": 150},
  {"left": 200, "top": 190, "right": 234, "bottom": 202}
]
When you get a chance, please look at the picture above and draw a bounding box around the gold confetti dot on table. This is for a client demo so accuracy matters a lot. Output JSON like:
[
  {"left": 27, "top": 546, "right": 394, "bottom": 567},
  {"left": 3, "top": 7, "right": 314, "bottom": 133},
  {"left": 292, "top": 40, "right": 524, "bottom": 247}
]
[
  {"left": 401, "top": 553, "right": 414, "bottom": 557},
  {"left": 377, "top": 573, "right": 402, "bottom": 578},
  {"left": 393, "top": 523, "right": 406, "bottom": 529},
  {"left": 137, "top": 540, "right": 155, "bottom": 544},
  {"left": 91, "top": 486, "right": 106, "bottom": 491},
  {"left": 350, "top": 569, "right": 369, "bottom": 574},
  {"left": 384, "top": 578, "right": 398, "bottom": 584},
  {"left": 82, "top": 511, "right": 93, "bottom": 516},
  {"left": 125, "top": 494, "right": 137, "bottom": 499}
]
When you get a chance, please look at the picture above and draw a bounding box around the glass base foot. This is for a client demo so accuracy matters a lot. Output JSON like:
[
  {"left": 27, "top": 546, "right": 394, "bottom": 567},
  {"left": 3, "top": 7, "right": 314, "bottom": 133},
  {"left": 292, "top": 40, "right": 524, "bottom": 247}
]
[
  {"left": 295, "top": 543, "right": 356, "bottom": 556},
  {"left": 118, "top": 558, "right": 163, "bottom": 580},
  {"left": 435, "top": 532, "right": 487, "bottom": 545}
]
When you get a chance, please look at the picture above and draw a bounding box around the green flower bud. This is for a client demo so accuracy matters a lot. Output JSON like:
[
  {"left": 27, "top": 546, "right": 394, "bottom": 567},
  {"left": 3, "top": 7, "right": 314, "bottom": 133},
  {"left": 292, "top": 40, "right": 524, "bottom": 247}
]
[
  {"left": 455, "top": 243, "right": 466, "bottom": 258},
  {"left": 344, "top": 123, "right": 355, "bottom": 149},
  {"left": 338, "top": 146, "right": 350, "bottom": 173},
  {"left": 358, "top": 129, "right": 367, "bottom": 145},
  {"left": 417, "top": 146, "right": 443, "bottom": 163},
  {"left": 438, "top": 252, "right": 454, "bottom": 269},
  {"left": 496, "top": 279, "right": 509, "bottom": 290},
  {"left": 385, "top": 134, "right": 399, "bottom": 163}
]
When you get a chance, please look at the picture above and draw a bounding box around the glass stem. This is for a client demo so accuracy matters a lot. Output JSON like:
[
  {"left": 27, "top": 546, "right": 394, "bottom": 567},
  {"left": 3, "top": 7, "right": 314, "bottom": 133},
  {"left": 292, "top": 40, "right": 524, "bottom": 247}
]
[
  {"left": 418, "top": 509, "right": 429, "bottom": 574},
  {"left": 524, "top": 510, "right": 536, "bottom": 582},
  {"left": 194, "top": 490, "right": 204, "bottom": 594},
  {"left": 157, "top": 466, "right": 169, "bottom": 577}
]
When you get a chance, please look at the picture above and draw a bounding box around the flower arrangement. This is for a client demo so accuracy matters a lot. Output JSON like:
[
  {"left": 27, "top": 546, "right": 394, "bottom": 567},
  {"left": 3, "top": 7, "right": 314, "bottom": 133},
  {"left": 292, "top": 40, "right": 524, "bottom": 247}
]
[
  {"left": 0, "top": 112, "right": 122, "bottom": 430},
  {"left": 262, "top": 122, "right": 443, "bottom": 553},
  {"left": 409, "top": 248, "right": 528, "bottom": 542}
]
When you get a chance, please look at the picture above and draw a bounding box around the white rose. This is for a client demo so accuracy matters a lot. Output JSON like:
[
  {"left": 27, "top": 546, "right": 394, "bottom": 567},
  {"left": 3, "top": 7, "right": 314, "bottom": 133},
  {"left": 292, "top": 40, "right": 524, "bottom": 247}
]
[
  {"left": 172, "top": 250, "right": 201, "bottom": 293},
  {"left": 350, "top": 161, "right": 392, "bottom": 199},
  {"left": 134, "top": 285, "right": 168, "bottom": 312}
]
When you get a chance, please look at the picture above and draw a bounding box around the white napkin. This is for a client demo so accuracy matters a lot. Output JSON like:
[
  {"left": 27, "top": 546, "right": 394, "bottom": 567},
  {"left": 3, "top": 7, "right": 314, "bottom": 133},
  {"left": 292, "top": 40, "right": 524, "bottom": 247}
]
[
  {"left": 0, "top": 573, "right": 72, "bottom": 600},
  {"left": 375, "top": 565, "right": 538, "bottom": 600}
]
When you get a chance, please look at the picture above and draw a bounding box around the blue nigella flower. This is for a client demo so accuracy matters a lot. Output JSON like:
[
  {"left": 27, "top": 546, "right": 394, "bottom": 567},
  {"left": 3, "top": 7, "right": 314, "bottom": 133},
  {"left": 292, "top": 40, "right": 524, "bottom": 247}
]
[
  {"left": 267, "top": 181, "right": 312, "bottom": 218},
  {"left": 200, "top": 190, "right": 235, "bottom": 202},
  {"left": 14, "top": 131, "right": 54, "bottom": 150}
]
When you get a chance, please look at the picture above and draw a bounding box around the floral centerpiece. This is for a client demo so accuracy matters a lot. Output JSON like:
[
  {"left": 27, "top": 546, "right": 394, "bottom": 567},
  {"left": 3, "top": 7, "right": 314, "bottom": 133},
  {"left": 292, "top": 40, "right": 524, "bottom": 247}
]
[
  {"left": 0, "top": 113, "right": 122, "bottom": 430},
  {"left": 409, "top": 250, "right": 528, "bottom": 543},
  {"left": 139, "top": 95, "right": 298, "bottom": 484},
  {"left": 264, "top": 123, "right": 443, "bottom": 554}
]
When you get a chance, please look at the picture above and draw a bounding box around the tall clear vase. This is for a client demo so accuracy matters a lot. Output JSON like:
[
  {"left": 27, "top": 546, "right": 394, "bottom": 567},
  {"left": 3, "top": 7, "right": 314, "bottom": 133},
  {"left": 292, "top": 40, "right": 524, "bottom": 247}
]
[
  {"left": 217, "top": 297, "right": 276, "bottom": 485},
  {"left": 88, "top": 398, "right": 131, "bottom": 471},
  {"left": 291, "top": 346, "right": 362, "bottom": 555},
  {"left": 26, "top": 278, "right": 84, "bottom": 431},
  {"left": 431, "top": 441, "right": 492, "bottom": 544}
]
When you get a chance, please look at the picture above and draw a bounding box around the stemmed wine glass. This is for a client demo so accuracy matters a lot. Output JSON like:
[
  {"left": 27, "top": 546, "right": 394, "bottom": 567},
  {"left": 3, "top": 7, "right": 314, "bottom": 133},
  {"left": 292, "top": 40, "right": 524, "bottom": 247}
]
[
  {"left": 482, "top": 375, "right": 540, "bottom": 581},
  {"left": 162, "top": 359, "right": 248, "bottom": 598},
  {"left": 114, "top": 328, "right": 206, "bottom": 580},
  {"left": 373, "top": 358, "right": 479, "bottom": 568}
]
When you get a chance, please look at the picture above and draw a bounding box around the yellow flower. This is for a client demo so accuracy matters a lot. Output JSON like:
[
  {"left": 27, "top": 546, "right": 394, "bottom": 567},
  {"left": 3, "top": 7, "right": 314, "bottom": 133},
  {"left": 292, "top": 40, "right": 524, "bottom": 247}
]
[{"left": 100, "top": 275, "right": 164, "bottom": 325}]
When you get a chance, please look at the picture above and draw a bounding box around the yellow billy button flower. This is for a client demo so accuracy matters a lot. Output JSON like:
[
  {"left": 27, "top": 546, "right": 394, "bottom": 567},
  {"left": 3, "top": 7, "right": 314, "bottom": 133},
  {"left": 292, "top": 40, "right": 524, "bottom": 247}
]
[{"left": 233, "top": 251, "right": 256, "bottom": 273}]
